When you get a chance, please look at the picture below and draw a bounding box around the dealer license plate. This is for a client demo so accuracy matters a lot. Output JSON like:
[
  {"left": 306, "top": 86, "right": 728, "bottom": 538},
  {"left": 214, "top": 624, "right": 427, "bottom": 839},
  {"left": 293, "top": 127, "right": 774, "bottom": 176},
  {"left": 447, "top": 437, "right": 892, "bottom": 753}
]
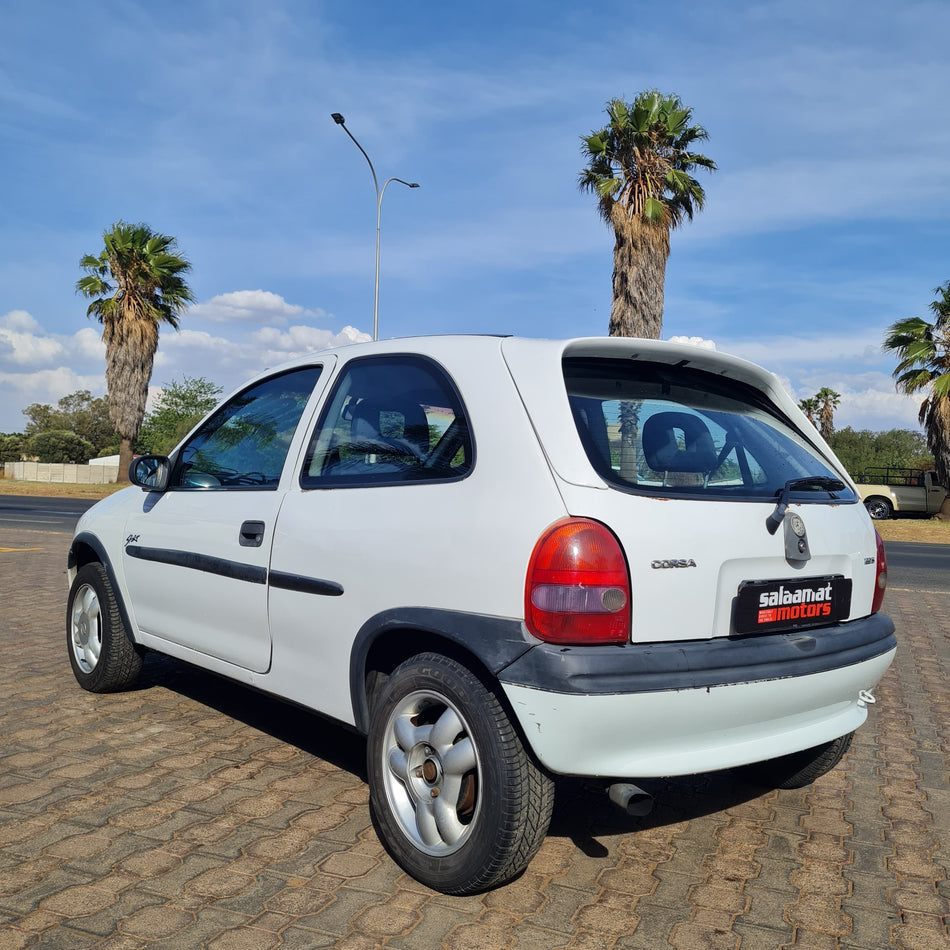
[{"left": 733, "top": 576, "right": 852, "bottom": 636}]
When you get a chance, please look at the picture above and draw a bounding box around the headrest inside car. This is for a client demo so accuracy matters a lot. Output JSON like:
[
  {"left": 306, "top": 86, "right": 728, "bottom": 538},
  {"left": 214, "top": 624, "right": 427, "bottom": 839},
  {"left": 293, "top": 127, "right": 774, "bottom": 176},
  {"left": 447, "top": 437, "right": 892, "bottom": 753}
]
[{"left": 642, "top": 411, "right": 717, "bottom": 473}]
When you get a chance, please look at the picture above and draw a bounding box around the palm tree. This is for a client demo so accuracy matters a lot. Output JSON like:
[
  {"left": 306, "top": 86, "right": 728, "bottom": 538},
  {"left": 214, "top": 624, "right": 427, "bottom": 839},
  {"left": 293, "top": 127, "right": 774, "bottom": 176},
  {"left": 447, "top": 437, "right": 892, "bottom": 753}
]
[
  {"left": 883, "top": 281, "right": 950, "bottom": 490},
  {"left": 77, "top": 222, "right": 195, "bottom": 480},
  {"left": 579, "top": 91, "right": 716, "bottom": 339},
  {"left": 798, "top": 397, "right": 820, "bottom": 428},
  {"left": 815, "top": 388, "right": 841, "bottom": 440}
]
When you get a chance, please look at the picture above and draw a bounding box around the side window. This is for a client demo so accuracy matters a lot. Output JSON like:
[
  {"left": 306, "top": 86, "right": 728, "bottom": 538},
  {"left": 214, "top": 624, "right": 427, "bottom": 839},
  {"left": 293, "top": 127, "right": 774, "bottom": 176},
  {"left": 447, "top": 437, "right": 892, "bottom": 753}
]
[
  {"left": 301, "top": 355, "right": 474, "bottom": 488},
  {"left": 172, "top": 366, "right": 322, "bottom": 490}
]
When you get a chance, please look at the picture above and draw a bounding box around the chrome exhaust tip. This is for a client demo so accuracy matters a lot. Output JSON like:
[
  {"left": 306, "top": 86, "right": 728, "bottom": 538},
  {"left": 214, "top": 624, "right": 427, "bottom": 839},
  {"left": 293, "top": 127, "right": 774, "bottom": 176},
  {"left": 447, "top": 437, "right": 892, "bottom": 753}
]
[{"left": 607, "top": 782, "right": 654, "bottom": 817}]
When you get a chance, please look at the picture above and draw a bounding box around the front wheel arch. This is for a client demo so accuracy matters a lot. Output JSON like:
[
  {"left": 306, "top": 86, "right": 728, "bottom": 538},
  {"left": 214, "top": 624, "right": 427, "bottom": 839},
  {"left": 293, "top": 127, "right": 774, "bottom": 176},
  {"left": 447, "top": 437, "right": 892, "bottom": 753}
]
[{"left": 67, "top": 561, "right": 143, "bottom": 693}]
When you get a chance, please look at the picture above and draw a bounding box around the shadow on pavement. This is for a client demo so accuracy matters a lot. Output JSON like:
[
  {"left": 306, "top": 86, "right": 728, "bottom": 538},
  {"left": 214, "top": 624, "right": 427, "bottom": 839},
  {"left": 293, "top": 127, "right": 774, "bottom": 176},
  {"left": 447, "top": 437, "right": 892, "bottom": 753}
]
[{"left": 134, "top": 648, "right": 771, "bottom": 853}]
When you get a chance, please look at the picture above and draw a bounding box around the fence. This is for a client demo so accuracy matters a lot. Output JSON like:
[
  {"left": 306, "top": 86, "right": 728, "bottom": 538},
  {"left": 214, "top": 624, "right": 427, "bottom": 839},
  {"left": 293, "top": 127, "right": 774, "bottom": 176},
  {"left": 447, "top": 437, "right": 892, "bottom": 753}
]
[{"left": 2, "top": 461, "right": 119, "bottom": 484}]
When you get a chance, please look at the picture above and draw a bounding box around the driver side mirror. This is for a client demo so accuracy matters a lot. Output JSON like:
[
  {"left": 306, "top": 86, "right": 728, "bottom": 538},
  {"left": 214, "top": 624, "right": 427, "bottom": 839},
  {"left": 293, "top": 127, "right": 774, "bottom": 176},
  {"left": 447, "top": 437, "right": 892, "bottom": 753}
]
[{"left": 129, "top": 454, "right": 172, "bottom": 492}]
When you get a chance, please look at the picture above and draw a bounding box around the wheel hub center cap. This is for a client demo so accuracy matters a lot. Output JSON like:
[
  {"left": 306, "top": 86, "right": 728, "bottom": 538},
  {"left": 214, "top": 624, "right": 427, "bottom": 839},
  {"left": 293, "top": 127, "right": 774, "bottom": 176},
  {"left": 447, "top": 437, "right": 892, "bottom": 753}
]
[
  {"left": 408, "top": 744, "right": 444, "bottom": 797},
  {"left": 77, "top": 617, "right": 89, "bottom": 645}
]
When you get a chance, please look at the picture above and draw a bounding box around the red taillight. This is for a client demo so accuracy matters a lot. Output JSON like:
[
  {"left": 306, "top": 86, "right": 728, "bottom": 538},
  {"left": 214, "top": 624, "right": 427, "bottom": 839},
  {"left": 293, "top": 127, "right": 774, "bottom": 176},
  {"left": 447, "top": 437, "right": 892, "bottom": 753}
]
[
  {"left": 872, "top": 529, "right": 887, "bottom": 613},
  {"left": 525, "top": 518, "right": 630, "bottom": 645}
]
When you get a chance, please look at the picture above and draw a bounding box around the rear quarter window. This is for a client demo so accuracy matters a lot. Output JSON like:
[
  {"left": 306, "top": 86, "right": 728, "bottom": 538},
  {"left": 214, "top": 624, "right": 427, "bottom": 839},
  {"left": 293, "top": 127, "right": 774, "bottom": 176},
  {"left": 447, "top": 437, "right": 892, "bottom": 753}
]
[{"left": 300, "top": 354, "right": 474, "bottom": 488}]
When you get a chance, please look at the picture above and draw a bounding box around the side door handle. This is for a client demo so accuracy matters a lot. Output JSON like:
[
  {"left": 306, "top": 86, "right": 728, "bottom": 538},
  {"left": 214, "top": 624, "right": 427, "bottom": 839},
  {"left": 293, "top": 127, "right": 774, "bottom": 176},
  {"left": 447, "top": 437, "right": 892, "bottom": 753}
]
[{"left": 239, "top": 520, "right": 266, "bottom": 547}]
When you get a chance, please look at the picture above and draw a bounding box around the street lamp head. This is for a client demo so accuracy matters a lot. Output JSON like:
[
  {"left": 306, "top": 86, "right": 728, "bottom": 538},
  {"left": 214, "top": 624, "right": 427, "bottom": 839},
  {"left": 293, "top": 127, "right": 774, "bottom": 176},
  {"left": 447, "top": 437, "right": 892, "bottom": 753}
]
[
  {"left": 331, "top": 113, "right": 346, "bottom": 125},
  {"left": 408, "top": 183, "right": 420, "bottom": 188}
]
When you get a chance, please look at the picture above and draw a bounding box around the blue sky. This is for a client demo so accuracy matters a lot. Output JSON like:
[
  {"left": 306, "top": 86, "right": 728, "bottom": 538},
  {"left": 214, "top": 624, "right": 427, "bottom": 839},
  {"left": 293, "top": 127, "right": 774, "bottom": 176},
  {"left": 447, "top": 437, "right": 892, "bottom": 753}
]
[{"left": 2, "top": 0, "right": 948, "bottom": 435}]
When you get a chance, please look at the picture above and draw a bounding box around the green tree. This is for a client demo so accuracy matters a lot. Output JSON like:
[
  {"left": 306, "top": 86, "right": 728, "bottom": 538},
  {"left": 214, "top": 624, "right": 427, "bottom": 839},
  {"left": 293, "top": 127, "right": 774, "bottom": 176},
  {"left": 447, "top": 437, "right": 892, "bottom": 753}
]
[
  {"left": 23, "top": 390, "right": 116, "bottom": 454},
  {"left": 579, "top": 91, "right": 716, "bottom": 339},
  {"left": 815, "top": 387, "right": 841, "bottom": 440},
  {"left": 882, "top": 281, "right": 950, "bottom": 489},
  {"left": 798, "top": 397, "right": 820, "bottom": 428},
  {"left": 28, "top": 430, "right": 95, "bottom": 464},
  {"left": 827, "top": 427, "right": 932, "bottom": 478},
  {"left": 137, "top": 375, "right": 223, "bottom": 455},
  {"left": 21, "top": 402, "right": 55, "bottom": 434},
  {"left": 77, "top": 222, "right": 195, "bottom": 481},
  {"left": 0, "top": 434, "right": 25, "bottom": 463}
]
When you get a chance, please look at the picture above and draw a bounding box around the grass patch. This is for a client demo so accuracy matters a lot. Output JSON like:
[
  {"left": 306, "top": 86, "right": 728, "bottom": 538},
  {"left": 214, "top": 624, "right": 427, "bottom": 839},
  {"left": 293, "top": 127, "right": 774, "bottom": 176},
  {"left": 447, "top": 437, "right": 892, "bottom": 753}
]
[
  {"left": 0, "top": 479, "right": 126, "bottom": 499},
  {"left": 873, "top": 517, "right": 950, "bottom": 544}
]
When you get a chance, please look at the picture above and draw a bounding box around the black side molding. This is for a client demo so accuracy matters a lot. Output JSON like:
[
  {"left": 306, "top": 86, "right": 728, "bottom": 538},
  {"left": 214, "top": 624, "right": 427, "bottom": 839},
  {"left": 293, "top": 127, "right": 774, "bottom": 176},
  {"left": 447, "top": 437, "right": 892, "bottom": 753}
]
[
  {"left": 123, "top": 545, "right": 344, "bottom": 596},
  {"left": 125, "top": 545, "right": 267, "bottom": 585},
  {"left": 269, "top": 571, "right": 344, "bottom": 597}
]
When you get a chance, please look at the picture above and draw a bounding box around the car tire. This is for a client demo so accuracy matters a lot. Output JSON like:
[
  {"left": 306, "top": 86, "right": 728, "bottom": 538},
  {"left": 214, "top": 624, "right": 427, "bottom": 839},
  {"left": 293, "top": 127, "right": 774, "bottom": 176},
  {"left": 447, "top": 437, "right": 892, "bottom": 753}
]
[
  {"left": 366, "top": 652, "right": 554, "bottom": 895},
  {"left": 739, "top": 731, "right": 854, "bottom": 790},
  {"left": 864, "top": 497, "right": 893, "bottom": 520},
  {"left": 67, "top": 563, "right": 143, "bottom": 692}
]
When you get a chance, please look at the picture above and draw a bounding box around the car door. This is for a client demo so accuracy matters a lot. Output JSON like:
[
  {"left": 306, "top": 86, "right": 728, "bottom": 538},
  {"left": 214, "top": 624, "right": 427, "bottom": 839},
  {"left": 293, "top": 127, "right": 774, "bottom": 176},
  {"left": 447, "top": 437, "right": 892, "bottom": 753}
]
[{"left": 121, "top": 363, "right": 327, "bottom": 672}]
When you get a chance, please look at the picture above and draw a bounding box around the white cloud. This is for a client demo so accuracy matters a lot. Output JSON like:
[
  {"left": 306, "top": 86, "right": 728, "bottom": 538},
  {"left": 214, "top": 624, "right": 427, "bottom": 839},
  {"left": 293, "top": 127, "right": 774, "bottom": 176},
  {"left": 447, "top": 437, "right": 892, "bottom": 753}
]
[
  {"left": 667, "top": 335, "right": 717, "bottom": 350},
  {"left": 659, "top": 328, "right": 924, "bottom": 435},
  {"left": 718, "top": 332, "right": 886, "bottom": 368},
  {"left": 0, "top": 310, "right": 42, "bottom": 332},
  {"left": 0, "top": 310, "right": 66, "bottom": 366},
  {"left": 0, "top": 300, "right": 371, "bottom": 432},
  {"left": 74, "top": 327, "right": 106, "bottom": 360},
  {"left": 837, "top": 388, "right": 923, "bottom": 432},
  {"left": 0, "top": 366, "right": 107, "bottom": 431},
  {"left": 155, "top": 322, "right": 370, "bottom": 379},
  {"left": 0, "top": 310, "right": 108, "bottom": 430},
  {"left": 188, "top": 290, "right": 327, "bottom": 326}
]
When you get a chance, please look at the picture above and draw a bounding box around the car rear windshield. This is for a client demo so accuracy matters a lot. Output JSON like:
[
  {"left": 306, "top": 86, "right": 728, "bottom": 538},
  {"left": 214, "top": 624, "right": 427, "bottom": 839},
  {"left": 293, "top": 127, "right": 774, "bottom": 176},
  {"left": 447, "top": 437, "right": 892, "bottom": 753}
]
[{"left": 564, "top": 357, "right": 857, "bottom": 503}]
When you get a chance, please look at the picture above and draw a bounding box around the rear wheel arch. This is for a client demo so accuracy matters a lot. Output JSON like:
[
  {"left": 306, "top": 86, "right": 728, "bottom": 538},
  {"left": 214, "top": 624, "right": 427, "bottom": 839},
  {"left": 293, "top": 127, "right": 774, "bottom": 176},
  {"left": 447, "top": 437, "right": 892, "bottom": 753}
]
[
  {"left": 348, "top": 608, "right": 535, "bottom": 734},
  {"left": 356, "top": 626, "right": 505, "bottom": 734}
]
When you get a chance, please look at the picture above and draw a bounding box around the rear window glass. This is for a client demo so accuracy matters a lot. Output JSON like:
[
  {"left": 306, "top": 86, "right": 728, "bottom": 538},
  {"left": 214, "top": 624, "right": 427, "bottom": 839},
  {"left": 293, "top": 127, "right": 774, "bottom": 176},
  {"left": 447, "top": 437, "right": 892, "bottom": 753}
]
[{"left": 564, "top": 357, "right": 857, "bottom": 503}]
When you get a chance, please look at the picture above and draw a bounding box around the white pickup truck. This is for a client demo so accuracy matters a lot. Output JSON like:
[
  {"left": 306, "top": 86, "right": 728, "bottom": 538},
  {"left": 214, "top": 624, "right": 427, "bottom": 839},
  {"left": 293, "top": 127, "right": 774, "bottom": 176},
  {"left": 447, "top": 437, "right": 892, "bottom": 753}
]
[{"left": 857, "top": 468, "right": 947, "bottom": 520}]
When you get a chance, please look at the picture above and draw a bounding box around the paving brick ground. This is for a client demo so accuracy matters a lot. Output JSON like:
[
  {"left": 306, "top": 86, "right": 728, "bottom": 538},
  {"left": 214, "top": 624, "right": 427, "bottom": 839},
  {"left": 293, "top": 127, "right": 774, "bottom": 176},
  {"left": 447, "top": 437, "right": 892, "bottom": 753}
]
[{"left": 0, "top": 525, "right": 947, "bottom": 949}]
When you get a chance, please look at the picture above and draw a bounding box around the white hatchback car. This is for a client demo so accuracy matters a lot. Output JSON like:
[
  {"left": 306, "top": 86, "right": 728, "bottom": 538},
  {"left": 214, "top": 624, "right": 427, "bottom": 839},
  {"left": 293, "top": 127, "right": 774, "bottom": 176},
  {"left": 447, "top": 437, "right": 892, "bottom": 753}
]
[{"left": 67, "top": 335, "right": 895, "bottom": 894}]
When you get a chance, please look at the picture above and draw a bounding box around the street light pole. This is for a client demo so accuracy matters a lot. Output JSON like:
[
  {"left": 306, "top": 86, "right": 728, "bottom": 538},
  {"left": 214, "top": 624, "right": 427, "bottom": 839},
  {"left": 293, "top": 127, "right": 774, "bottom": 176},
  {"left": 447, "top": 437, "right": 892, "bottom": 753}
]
[{"left": 331, "top": 113, "right": 419, "bottom": 341}]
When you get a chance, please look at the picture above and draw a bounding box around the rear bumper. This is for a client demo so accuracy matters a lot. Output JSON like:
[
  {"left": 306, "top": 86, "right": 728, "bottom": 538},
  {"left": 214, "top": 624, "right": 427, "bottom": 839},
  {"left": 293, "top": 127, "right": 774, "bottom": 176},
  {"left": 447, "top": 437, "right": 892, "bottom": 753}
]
[{"left": 498, "top": 613, "right": 895, "bottom": 778}]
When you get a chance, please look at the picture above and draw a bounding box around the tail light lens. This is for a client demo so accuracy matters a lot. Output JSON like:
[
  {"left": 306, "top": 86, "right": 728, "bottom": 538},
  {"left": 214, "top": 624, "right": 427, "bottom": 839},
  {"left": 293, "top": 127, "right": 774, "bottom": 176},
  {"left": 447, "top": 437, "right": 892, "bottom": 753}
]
[
  {"left": 525, "top": 518, "right": 630, "bottom": 645},
  {"left": 872, "top": 529, "right": 887, "bottom": 613}
]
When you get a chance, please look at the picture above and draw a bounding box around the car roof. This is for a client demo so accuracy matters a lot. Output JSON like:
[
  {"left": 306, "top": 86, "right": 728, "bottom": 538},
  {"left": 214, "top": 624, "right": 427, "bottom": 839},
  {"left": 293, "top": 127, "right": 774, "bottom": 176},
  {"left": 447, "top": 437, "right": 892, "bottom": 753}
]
[{"left": 264, "top": 333, "right": 776, "bottom": 385}]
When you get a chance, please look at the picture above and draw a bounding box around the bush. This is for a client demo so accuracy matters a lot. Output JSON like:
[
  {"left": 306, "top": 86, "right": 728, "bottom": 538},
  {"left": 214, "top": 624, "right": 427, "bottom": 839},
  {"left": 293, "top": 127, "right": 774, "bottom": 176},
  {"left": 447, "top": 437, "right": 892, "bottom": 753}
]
[
  {"left": 0, "top": 434, "right": 24, "bottom": 463},
  {"left": 28, "top": 430, "right": 96, "bottom": 464}
]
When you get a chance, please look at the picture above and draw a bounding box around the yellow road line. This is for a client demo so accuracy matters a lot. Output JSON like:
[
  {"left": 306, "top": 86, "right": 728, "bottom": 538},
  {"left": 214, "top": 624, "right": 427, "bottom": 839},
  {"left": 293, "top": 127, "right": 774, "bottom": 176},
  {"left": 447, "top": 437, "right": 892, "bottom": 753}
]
[{"left": 0, "top": 547, "right": 43, "bottom": 552}]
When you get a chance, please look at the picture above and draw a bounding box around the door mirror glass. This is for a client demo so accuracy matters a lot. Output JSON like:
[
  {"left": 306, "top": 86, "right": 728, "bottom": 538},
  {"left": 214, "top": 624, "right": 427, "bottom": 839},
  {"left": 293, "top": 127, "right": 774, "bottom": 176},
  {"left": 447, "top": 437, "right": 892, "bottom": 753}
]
[{"left": 130, "top": 454, "right": 172, "bottom": 492}]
